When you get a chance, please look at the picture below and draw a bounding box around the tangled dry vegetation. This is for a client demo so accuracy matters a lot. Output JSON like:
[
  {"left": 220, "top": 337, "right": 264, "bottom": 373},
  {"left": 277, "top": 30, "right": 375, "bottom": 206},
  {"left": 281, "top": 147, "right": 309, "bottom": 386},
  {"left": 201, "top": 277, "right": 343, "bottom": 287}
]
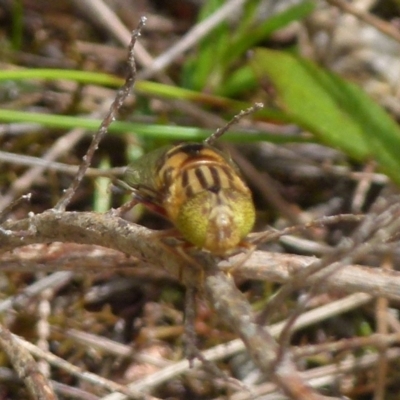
[{"left": 1, "top": 1, "right": 400, "bottom": 399}]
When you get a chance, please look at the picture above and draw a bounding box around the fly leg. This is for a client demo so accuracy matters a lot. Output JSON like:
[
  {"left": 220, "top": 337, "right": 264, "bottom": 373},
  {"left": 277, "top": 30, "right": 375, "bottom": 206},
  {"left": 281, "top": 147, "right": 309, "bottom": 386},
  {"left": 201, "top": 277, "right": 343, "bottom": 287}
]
[
  {"left": 150, "top": 230, "right": 204, "bottom": 281},
  {"left": 220, "top": 241, "right": 256, "bottom": 275}
]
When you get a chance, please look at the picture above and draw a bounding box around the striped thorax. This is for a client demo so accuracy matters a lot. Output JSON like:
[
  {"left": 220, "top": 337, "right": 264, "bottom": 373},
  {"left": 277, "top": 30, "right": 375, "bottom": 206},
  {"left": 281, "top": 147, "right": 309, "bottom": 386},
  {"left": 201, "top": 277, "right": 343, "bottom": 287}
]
[{"left": 124, "top": 143, "right": 255, "bottom": 256}]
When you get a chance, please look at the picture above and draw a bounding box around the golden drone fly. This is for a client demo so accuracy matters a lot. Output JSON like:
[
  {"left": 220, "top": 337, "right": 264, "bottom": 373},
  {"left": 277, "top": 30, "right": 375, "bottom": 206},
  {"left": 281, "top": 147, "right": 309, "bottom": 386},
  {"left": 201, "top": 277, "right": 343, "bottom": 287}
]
[{"left": 123, "top": 141, "right": 255, "bottom": 257}]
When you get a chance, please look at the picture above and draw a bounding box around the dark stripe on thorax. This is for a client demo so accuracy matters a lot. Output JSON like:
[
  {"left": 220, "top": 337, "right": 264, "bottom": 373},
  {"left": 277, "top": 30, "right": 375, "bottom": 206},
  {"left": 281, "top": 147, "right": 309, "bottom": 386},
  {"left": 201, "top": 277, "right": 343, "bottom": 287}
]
[
  {"left": 209, "top": 165, "right": 221, "bottom": 188},
  {"left": 161, "top": 166, "right": 174, "bottom": 188},
  {"left": 194, "top": 167, "right": 208, "bottom": 189},
  {"left": 166, "top": 143, "right": 204, "bottom": 160},
  {"left": 181, "top": 168, "right": 189, "bottom": 188},
  {"left": 185, "top": 184, "right": 194, "bottom": 198}
]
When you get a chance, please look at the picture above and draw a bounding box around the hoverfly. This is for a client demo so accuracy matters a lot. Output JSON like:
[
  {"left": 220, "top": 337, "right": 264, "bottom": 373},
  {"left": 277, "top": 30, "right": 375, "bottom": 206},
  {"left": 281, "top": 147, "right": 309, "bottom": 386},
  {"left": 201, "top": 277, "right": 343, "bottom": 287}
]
[{"left": 123, "top": 141, "right": 255, "bottom": 257}]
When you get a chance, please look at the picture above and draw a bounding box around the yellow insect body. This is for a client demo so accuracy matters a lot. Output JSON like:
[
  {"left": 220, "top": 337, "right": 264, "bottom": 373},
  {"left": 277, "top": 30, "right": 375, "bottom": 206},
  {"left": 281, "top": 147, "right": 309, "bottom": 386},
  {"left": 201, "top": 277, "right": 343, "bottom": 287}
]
[{"left": 125, "top": 143, "right": 255, "bottom": 256}]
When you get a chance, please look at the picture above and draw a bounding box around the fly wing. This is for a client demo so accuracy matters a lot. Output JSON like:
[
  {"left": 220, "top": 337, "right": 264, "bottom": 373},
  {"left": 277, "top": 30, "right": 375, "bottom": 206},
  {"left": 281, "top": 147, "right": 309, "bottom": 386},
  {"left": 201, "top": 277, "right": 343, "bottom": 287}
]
[
  {"left": 124, "top": 145, "right": 171, "bottom": 189},
  {"left": 123, "top": 145, "right": 172, "bottom": 206}
]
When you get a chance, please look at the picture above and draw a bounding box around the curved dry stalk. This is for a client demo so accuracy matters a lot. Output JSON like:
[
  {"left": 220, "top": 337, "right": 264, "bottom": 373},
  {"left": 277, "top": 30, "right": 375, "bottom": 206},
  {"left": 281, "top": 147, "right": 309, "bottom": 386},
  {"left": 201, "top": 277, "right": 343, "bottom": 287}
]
[
  {"left": 3, "top": 202, "right": 400, "bottom": 400},
  {"left": 1, "top": 209, "right": 387, "bottom": 399},
  {"left": 2, "top": 213, "right": 400, "bottom": 302},
  {"left": 0, "top": 211, "right": 188, "bottom": 282},
  {"left": 1, "top": 211, "right": 343, "bottom": 400},
  {"left": 0, "top": 227, "right": 400, "bottom": 301}
]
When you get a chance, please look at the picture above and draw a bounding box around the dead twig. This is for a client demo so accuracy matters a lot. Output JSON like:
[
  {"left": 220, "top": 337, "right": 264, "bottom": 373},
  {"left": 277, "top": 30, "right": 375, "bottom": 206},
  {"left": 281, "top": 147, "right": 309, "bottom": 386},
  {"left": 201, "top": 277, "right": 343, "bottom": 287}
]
[
  {"left": 205, "top": 103, "right": 264, "bottom": 145},
  {"left": 55, "top": 18, "right": 146, "bottom": 211},
  {"left": 2, "top": 214, "right": 400, "bottom": 302},
  {"left": 0, "top": 323, "right": 56, "bottom": 400},
  {"left": 138, "top": 0, "right": 248, "bottom": 80},
  {"left": 0, "top": 150, "right": 124, "bottom": 177},
  {"left": 326, "top": 0, "right": 400, "bottom": 44},
  {"left": 15, "top": 335, "right": 152, "bottom": 400}
]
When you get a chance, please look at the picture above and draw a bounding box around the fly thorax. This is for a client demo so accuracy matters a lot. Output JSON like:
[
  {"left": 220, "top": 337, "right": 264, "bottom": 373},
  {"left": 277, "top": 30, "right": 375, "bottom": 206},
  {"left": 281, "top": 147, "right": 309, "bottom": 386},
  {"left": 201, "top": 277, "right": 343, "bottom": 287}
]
[{"left": 165, "top": 154, "right": 255, "bottom": 256}]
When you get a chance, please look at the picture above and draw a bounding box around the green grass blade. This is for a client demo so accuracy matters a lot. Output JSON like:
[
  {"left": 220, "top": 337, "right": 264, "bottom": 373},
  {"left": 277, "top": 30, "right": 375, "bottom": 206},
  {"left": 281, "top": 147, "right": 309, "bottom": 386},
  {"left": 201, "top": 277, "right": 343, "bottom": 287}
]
[
  {"left": 0, "top": 108, "right": 309, "bottom": 144},
  {"left": 0, "top": 69, "right": 272, "bottom": 115},
  {"left": 224, "top": 1, "right": 315, "bottom": 68},
  {"left": 0, "top": 69, "right": 123, "bottom": 86},
  {"left": 93, "top": 158, "right": 112, "bottom": 213},
  {"left": 252, "top": 48, "right": 400, "bottom": 185},
  {"left": 182, "top": 0, "right": 230, "bottom": 91}
]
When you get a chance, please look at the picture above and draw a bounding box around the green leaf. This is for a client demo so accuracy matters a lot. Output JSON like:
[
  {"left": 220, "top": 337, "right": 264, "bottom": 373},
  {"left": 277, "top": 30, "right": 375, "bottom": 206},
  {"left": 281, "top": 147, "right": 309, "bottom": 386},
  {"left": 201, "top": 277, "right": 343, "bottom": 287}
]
[
  {"left": 183, "top": 0, "right": 314, "bottom": 94},
  {"left": 251, "top": 48, "right": 400, "bottom": 185},
  {"left": 223, "top": 1, "right": 315, "bottom": 70},
  {"left": 182, "top": 0, "right": 229, "bottom": 90},
  {"left": 219, "top": 65, "right": 258, "bottom": 98}
]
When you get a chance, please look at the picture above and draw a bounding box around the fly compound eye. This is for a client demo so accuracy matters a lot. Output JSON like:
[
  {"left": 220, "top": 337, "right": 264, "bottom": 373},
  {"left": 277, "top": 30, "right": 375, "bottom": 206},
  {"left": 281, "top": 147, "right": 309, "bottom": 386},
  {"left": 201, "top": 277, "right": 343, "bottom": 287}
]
[{"left": 175, "top": 191, "right": 212, "bottom": 250}]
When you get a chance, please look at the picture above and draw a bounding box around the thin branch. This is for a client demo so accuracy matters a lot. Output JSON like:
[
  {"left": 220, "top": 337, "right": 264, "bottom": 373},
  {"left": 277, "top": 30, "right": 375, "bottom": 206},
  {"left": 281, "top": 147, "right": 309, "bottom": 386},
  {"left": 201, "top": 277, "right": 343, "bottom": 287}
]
[
  {"left": 15, "top": 335, "right": 152, "bottom": 400},
  {"left": 0, "top": 271, "right": 73, "bottom": 314},
  {"left": 0, "top": 127, "right": 87, "bottom": 213},
  {"left": 0, "top": 323, "right": 56, "bottom": 400},
  {"left": 204, "top": 266, "right": 340, "bottom": 400},
  {"left": 257, "top": 201, "right": 400, "bottom": 325},
  {"left": 326, "top": 0, "right": 400, "bottom": 44},
  {"left": 55, "top": 18, "right": 146, "bottom": 211},
  {"left": 250, "top": 214, "right": 365, "bottom": 245},
  {"left": 70, "top": 0, "right": 158, "bottom": 71},
  {"left": 2, "top": 215, "right": 400, "bottom": 302},
  {"left": 204, "top": 103, "right": 264, "bottom": 145},
  {"left": 0, "top": 150, "right": 124, "bottom": 177},
  {"left": 0, "top": 194, "right": 31, "bottom": 223},
  {"left": 138, "top": 0, "right": 248, "bottom": 79}
]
